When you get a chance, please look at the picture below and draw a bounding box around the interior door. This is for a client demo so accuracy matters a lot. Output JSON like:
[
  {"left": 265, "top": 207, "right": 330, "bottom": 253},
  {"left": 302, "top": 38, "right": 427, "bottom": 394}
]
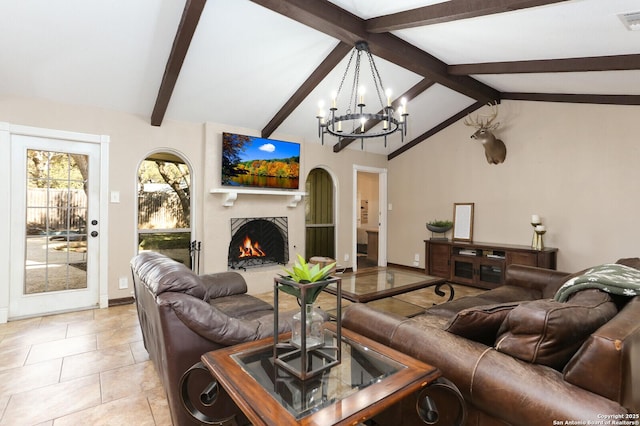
[{"left": 10, "top": 134, "right": 101, "bottom": 318}]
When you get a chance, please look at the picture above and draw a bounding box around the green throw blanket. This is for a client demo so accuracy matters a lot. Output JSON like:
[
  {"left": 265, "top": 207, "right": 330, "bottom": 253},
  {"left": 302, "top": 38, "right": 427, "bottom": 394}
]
[{"left": 554, "top": 263, "right": 640, "bottom": 302}]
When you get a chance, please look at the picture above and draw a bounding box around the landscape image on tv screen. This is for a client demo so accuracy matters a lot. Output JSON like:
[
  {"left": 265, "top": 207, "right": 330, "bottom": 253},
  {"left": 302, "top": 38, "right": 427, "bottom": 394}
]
[{"left": 221, "top": 132, "right": 300, "bottom": 189}]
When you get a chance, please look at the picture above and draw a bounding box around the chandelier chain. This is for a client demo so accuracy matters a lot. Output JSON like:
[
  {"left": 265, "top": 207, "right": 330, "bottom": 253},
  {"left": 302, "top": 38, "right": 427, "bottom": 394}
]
[
  {"left": 366, "top": 50, "right": 386, "bottom": 110},
  {"left": 348, "top": 50, "right": 362, "bottom": 114},
  {"left": 335, "top": 48, "right": 357, "bottom": 105}
]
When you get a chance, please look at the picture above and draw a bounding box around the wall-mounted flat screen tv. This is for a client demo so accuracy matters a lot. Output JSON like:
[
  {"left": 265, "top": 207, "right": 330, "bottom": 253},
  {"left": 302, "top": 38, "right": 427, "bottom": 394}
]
[{"left": 221, "top": 132, "right": 300, "bottom": 190}]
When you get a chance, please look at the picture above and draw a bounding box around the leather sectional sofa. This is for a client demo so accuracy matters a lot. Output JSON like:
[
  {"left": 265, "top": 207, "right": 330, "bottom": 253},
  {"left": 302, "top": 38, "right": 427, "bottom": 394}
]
[
  {"left": 130, "top": 251, "right": 290, "bottom": 426},
  {"left": 342, "top": 260, "right": 640, "bottom": 425}
]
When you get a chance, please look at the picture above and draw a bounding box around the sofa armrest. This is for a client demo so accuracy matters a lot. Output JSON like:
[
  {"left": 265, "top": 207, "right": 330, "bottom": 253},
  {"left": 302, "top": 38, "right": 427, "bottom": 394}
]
[
  {"left": 200, "top": 272, "right": 248, "bottom": 299},
  {"left": 159, "top": 292, "right": 271, "bottom": 346},
  {"left": 342, "top": 304, "right": 407, "bottom": 347},
  {"left": 564, "top": 296, "right": 640, "bottom": 411},
  {"left": 505, "top": 264, "right": 571, "bottom": 299}
]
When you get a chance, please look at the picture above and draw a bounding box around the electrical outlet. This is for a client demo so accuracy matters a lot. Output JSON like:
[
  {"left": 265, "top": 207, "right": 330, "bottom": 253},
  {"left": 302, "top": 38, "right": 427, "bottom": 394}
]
[
  {"left": 118, "top": 277, "right": 128, "bottom": 289},
  {"left": 344, "top": 253, "right": 350, "bottom": 262},
  {"left": 414, "top": 253, "right": 420, "bottom": 262}
]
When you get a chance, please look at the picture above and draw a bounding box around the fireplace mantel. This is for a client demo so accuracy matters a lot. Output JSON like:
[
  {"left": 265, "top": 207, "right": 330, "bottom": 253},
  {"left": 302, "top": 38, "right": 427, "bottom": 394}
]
[{"left": 210, "top": 188, "right": 306, "bottom": 207}]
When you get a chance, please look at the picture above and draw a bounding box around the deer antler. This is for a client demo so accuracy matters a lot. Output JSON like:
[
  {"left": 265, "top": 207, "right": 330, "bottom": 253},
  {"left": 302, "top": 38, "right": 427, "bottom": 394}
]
[{"left": 464, "top": 101, "right": 500, "bottom": 130}]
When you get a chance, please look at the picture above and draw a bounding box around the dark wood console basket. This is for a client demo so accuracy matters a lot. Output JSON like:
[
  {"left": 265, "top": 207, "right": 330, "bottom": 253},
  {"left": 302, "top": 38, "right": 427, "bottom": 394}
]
[{"left": 425, "top": 240, "right": 558, "bottom": 289}]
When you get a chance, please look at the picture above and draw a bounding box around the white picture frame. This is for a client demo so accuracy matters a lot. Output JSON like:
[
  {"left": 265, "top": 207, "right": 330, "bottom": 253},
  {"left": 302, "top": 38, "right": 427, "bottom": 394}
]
[{"left": 453, "top": 203, "right": 474, "bottom": 242}]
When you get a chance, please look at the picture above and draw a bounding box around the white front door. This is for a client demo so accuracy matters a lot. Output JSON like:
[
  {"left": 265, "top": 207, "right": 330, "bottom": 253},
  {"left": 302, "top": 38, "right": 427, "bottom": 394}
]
[{"left": 9, "top": 134, "right": 102, "bottom": 319}]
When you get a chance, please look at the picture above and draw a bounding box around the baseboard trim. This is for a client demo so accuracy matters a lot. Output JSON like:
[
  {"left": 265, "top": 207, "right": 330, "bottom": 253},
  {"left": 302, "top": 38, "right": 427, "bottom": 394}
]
[
  {"left": 108, "top": 297, "right": 135, "bottom": 307},
  {"left": 387, "top": 262, "right": 424, "bottom": 273}
]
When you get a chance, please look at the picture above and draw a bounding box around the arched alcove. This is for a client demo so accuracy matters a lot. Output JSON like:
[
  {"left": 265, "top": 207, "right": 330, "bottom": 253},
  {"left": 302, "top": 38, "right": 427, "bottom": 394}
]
[{"left": 136, "top": 150, "right": 194, "bottom": 267}]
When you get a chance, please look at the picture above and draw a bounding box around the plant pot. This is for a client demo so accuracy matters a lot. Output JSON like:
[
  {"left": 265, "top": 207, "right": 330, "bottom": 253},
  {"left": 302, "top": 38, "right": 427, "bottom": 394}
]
[{"left": 426, "top": 224, "right": 453, "bottom": 233}]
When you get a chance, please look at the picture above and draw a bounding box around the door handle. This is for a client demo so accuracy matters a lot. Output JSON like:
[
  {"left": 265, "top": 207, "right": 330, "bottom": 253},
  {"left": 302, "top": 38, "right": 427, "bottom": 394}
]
[{"left": 91, "top": 231, "right": 98, "bottom": 238}]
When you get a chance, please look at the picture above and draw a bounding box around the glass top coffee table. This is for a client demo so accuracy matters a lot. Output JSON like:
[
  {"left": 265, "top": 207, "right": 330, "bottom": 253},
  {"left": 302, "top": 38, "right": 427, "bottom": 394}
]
[
  {"left": 200, "top": 323, "right": 440, "bottom": 426},
  {"left": 324, "top": 268, "right": 450, "bottom": 303}
]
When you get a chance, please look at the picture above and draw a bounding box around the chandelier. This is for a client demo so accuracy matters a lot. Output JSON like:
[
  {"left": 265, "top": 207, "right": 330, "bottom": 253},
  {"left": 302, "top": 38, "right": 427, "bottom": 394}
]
[{"left": 316, "top": 41, "right": 408, "bottom": 149}]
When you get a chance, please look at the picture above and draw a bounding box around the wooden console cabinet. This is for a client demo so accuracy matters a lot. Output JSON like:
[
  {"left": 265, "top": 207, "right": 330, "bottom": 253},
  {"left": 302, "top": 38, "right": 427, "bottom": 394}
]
[{"left": 425, "top": 240, "right": 558, "bottom": 289}]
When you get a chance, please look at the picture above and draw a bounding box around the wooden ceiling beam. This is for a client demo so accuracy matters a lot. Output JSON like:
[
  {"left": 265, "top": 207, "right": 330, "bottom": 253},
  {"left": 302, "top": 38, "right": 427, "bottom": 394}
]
[
  {"left": 502, "top": 92, "right": 640, "bottom": 105},
  {"left": 449, "top": 54, "right": 640, "bottom": 75},
  {"left": 388, "top": 101, "right": 486, "bottom": 160},
  {"left": 366, "top": 0, "right": 570, "bottom": 33},
  {"left": 261, "top": 42, "right": 352, "bottom": 139},
  {"left": 332, "top": 79, "right": 436, "bottom": 152},
  {"left": 151, "top": 0, "right": 207, "bottom": 127},
  {"left": 250, "top": 0, "right": 498, "bottom": 103}
]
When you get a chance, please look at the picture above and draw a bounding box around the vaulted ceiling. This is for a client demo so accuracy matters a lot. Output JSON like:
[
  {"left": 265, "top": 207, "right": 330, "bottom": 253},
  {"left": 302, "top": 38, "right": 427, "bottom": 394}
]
[{"left": 2, "top": 0, "right": 639, "bottom": 159}]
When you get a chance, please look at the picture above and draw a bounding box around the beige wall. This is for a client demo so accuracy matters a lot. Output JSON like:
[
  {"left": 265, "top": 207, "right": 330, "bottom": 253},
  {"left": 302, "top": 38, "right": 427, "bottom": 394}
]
[
  {"left": 387, "top": 100, "right": 640, "bottom": 273},
  {"left": 3, "top": 95, "right": 637, "bottom": 306},
  {"left": 0, "top": 95, "right": 386, "bottom": 305}
]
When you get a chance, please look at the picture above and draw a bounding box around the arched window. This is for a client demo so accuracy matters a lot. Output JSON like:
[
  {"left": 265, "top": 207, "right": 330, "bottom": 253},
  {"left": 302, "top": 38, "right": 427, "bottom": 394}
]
[
  {"left": 137, "top": 151, "right": 193, "bottom": 267},
  {"left": 305, "top": 168, "right": 335, "bottom": 260}
]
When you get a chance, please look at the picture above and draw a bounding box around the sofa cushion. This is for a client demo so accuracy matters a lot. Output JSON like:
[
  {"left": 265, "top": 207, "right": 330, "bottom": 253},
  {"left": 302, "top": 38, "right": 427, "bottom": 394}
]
[
  {"left": 161, "top": 293, "right": 280, "bottom": 346},
  {"left": 132, "top": 251, "right": 206, "bottom": 299},
  {"left": 426, "top": 296, "right": 496, "bottom": 319},
  {"left": 444, "top": 302, "right": 520, "bottom": 345},
  {"left": 495, "top": 290, "right": 618, "bottom": 370},
  {"left": 210, "top": 294, "right": 273, "bottom": 318},
  {"left": 478, "top": 285, "right": 542, "bottom": 303},
  {"left": 201, "top": 272, "right": 248, "bottom": 299}
]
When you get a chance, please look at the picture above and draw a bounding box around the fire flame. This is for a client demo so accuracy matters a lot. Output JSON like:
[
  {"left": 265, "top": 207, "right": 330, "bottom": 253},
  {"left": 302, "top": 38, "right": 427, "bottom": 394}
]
[{"left": 238, "top": 235, "right": 266, "bottom": 258}]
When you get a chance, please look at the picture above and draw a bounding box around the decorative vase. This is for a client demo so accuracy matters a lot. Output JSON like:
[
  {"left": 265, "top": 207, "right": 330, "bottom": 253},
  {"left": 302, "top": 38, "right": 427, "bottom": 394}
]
[
  {"left": 291, "top": 303, "right": 324, "bottom": 350},
  {"left": 291, "top": 304, "right": 324, "bottom": 350}
]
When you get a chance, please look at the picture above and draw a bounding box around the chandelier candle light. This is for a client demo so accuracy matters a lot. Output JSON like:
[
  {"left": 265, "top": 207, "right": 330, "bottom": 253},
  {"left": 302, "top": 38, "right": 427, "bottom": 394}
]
[{"left": 317, "top": 41, "right": 408, "bottom": 149}]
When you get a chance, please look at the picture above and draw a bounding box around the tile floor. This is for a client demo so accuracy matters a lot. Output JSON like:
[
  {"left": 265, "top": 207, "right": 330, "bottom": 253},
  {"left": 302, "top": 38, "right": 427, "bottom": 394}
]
[
  {"left": 0, "top": 273, "right": 484, "bottom": 426},
  {"left": 0, "top": 304, "right": 172, "bottom": 426}
]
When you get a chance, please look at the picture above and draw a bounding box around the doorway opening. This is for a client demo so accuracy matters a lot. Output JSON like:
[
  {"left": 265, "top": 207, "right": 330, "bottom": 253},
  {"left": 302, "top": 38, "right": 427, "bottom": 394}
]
[{"left": 353, "top": 166, "right": 387, "bottom": 272}]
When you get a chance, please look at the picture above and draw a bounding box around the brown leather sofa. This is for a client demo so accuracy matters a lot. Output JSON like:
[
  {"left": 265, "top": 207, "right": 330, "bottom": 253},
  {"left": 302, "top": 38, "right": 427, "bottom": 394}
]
[
  {"left": 343, "top": 260, "right": 640, "bottom": 425},
  {"left": 131, "top": 251, "right": 289, "bottom": 426}
]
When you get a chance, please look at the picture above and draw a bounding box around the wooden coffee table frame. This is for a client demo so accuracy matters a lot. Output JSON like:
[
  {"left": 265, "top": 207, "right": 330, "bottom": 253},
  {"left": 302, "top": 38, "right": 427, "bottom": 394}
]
[{"left": 200, "top": 322, "right": 440, "bottom": 426}]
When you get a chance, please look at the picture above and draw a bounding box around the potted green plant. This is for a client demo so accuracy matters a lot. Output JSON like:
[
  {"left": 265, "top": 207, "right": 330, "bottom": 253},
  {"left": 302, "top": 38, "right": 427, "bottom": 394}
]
[{"left": 278, "top": 254, "right": 336, "bottom": 305}]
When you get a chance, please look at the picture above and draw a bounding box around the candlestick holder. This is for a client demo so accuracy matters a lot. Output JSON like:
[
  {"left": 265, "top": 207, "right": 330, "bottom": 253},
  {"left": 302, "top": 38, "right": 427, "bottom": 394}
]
[
  {"left": 534, "top": 229, "right": 546, "bottom": 250},
  {"left": 531, "top": 222, "right": 540, "bottom": 248}
]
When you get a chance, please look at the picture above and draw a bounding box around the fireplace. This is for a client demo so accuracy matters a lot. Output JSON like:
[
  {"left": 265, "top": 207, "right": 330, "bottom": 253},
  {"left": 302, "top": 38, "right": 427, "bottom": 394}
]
[{"left": 228, "top": 217, "right": 289, "bottom": 270}]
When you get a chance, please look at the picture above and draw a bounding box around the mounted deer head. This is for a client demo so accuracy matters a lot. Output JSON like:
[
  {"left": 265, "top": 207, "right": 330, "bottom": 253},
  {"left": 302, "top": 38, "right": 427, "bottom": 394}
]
[{"left": 464, "top": 102, "right": 507, "bottom": 164}]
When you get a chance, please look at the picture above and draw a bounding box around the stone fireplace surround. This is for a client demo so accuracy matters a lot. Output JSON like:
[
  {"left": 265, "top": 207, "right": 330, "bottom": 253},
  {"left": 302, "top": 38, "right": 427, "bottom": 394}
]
[{"left": 203, "top": 188, "right": 306, "bottom": 295}]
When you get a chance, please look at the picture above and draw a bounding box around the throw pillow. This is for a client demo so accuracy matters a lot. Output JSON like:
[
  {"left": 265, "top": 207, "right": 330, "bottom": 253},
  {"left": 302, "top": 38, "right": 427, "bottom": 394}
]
[
  {"left": 495, "top": 289, "right": 617, "bottom": 370},
  {"left": 444, "top": 302, "right": 521, "bottom": 345}
]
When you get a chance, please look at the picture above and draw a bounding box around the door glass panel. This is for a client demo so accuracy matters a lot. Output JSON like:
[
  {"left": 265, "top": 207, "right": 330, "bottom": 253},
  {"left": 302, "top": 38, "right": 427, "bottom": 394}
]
[{"left": 25, "top": 149, "right": 88, "bottom": 294}]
